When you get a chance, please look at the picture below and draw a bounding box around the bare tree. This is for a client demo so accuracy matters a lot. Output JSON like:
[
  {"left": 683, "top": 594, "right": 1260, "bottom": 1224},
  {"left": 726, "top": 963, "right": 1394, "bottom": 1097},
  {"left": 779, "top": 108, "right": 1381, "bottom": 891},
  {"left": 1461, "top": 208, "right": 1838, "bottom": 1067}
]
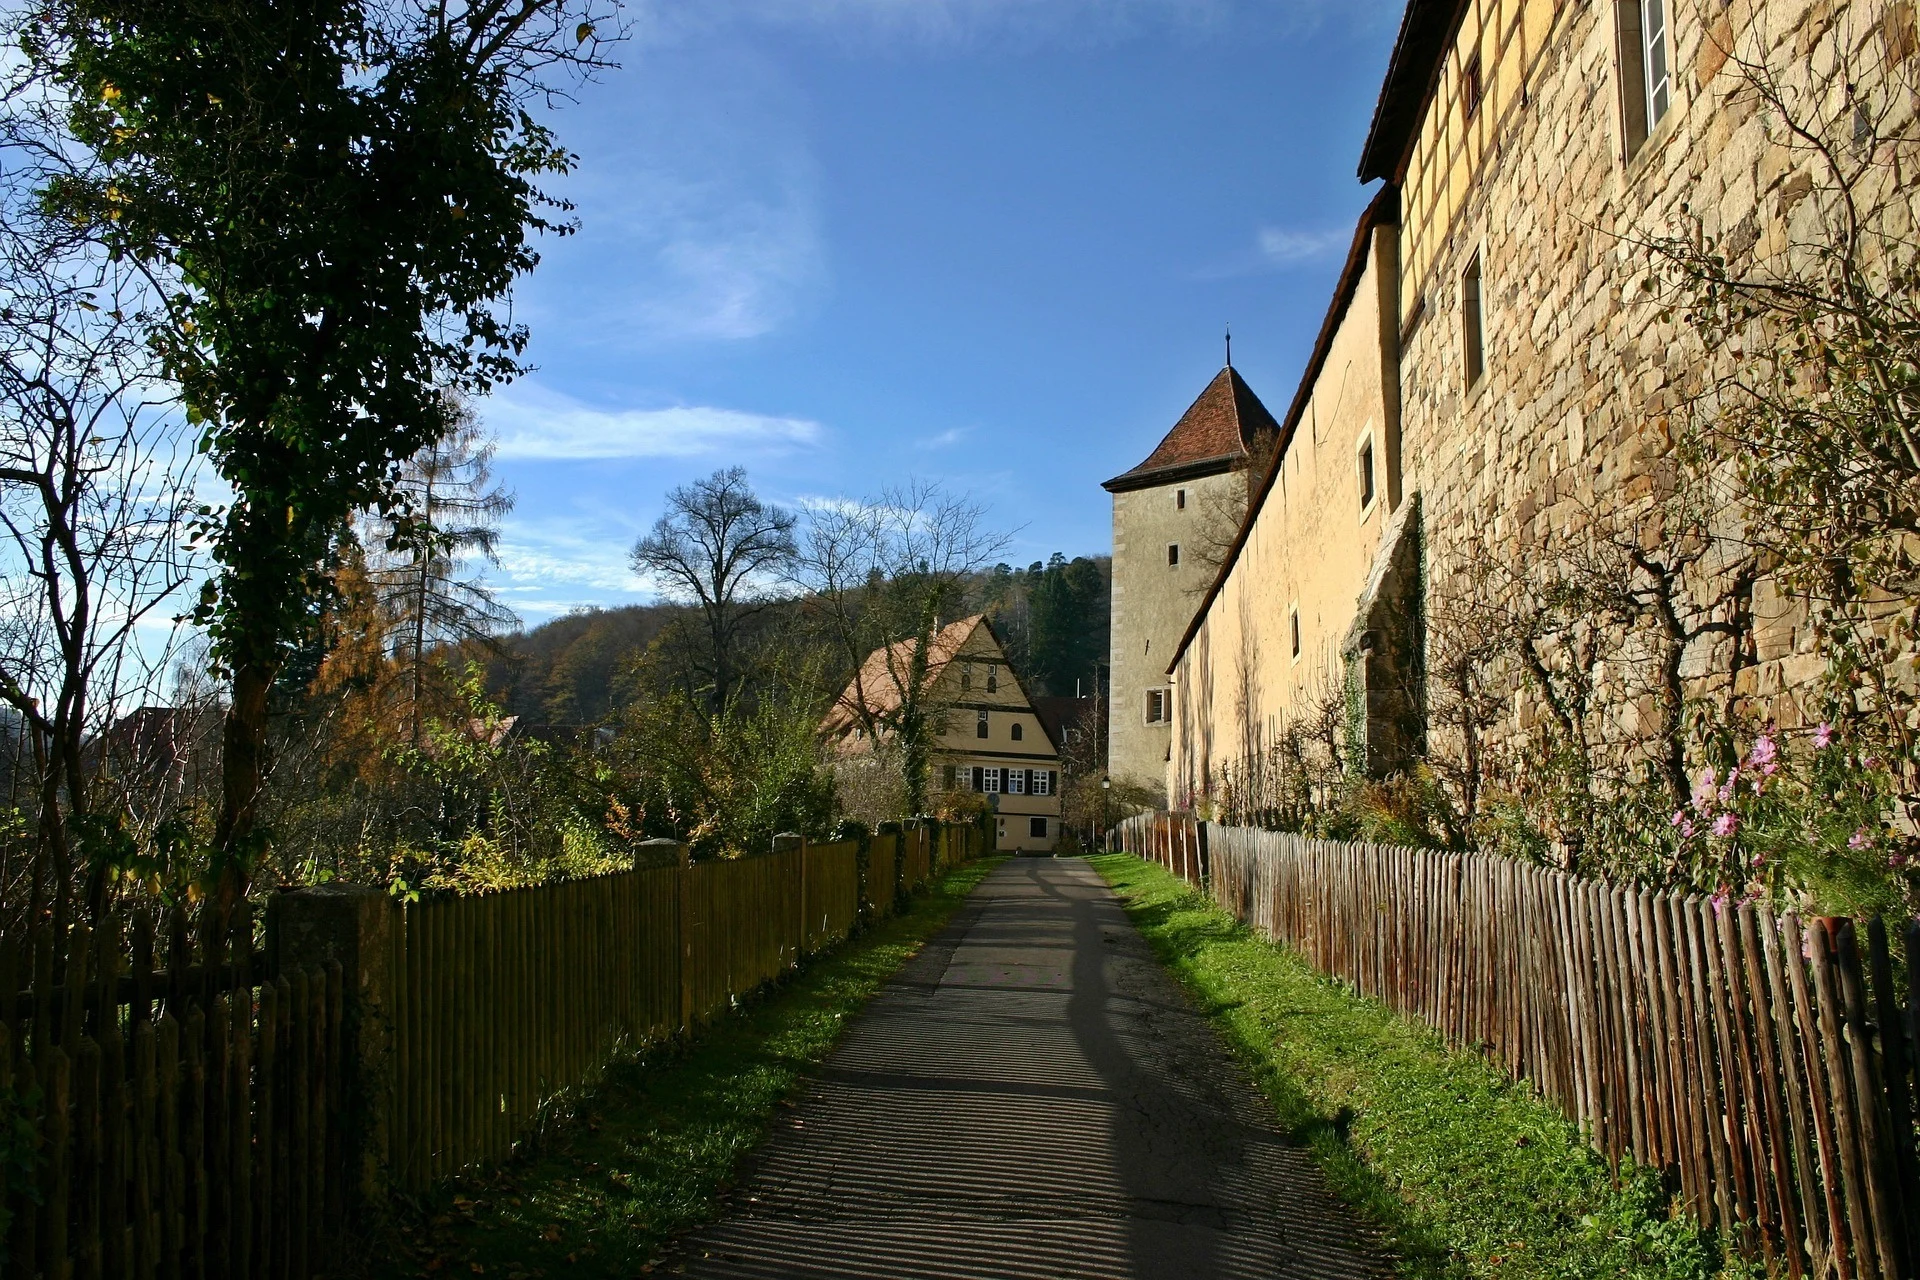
[
  {"left": 0, "top": 192, "right": 198, "bottom": 933},
  {"left": 631, "top": 467, "right": 796, "bottom": 713},
  {"left": 363, "top": 397, "right": 516, "bottom": 743},
  {"left": 795, "top": 480, "right": 1010, "bottom": 815}
]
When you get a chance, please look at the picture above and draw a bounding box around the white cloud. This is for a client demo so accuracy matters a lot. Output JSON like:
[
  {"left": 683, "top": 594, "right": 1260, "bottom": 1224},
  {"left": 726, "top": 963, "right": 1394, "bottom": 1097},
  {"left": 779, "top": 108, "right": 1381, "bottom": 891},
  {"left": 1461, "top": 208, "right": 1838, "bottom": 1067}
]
[
  {"left": 1256, "top": 225, "right": 1348, "bottom": 266},
  {"left": 919, "top": 427, "right": 968, "bottom": 449},
  {"left": 485, "top": 387, "right": 824, "bottom": 461}
]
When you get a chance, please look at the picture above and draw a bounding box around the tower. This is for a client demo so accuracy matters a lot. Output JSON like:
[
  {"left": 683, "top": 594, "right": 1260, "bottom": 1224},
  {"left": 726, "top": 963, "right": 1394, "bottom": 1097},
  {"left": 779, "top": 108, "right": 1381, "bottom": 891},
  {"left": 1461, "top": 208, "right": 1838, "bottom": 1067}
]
[{"left": 1102, "top": 366, "right": 1281, "bottom": 801}]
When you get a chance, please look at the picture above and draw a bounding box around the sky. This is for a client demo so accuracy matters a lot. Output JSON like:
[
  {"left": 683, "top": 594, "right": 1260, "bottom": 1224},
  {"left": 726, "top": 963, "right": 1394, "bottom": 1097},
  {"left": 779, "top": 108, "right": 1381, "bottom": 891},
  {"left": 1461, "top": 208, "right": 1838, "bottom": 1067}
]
[{"left": 483, "top": 0, "right": 1404, "bottom": 624}]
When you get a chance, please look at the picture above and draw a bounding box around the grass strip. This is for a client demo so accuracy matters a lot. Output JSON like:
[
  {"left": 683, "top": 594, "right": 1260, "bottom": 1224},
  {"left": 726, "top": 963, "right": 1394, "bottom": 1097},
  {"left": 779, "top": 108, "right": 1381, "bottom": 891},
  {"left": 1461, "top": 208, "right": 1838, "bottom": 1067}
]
[
  {"left": 379, "top": 856, "right": 1003, "bottom": 1279},
  {"left": 1088, "top": 853, "right": 1753, "bottom": 1280}
]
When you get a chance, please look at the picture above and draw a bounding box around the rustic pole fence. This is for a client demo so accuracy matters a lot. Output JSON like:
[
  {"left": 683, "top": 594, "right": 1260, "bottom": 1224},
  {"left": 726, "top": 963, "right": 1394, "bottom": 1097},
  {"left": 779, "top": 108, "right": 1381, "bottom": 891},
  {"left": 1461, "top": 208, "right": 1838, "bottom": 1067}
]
[{"left": 1114, "top": 812, "right": 1920, "bottom": 1279}]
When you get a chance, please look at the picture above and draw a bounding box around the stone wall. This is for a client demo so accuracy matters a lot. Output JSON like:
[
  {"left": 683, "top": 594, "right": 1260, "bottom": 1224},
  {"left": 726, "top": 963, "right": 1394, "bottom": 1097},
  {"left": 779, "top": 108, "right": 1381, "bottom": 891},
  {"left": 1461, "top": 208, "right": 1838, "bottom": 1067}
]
[{"left": 1168, "top": 0, "right": 1916, "bottom": 813}]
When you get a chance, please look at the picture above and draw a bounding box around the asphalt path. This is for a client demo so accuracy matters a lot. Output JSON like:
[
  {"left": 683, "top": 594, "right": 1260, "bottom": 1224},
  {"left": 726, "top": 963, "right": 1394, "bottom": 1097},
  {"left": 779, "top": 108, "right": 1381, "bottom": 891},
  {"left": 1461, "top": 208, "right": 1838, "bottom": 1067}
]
[{"left": 673, "top": 857, "right": 1384, "bottom": 1279}]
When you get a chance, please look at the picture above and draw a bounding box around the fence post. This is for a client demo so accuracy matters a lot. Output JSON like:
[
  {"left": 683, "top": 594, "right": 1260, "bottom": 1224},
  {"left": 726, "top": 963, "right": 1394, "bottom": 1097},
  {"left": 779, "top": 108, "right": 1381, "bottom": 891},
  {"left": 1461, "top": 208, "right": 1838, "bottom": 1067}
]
[
  {"left": 267, "top": 884, "right": 394, "bottom": 1212},
  {"left": 774, "top": 833, "right": 804, "bottom": 961}
]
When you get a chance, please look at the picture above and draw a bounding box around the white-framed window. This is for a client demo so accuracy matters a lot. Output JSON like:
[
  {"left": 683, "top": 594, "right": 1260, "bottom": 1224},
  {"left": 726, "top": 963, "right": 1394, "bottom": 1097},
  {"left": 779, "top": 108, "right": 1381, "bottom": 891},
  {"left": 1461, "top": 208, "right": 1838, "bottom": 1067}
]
[
  {"left": 982, "top": 767, "right": 1003, "bottom": 794},
  {"left": 1033, "top": 770, "right": 1053, "bottom": 797},
  {"left": 976, "top": 710, "right": 989, "bottom": 739},
  {"left": 1009, "top": 769, "right": 1027, "bottom": 795},
  {"left": 1462, "top": 251, "right": 1485, "bottom": 390},
  {"left": 1357, "top": 433, "right": 1377, "bottom": 515},
  {"left": 1145, "top": 688, "right": 1169, "bottom": 724},
  {"left": 1617, "top": 0, "right": 1671, "bottom": 160}
]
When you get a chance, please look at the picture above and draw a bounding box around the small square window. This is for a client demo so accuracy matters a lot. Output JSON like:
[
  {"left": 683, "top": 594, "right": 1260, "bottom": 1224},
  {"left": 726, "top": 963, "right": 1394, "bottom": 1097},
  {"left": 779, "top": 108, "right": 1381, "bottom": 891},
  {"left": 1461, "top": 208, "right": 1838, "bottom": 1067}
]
[
  {"left": 1175, "top": 489, "right": 1187, "bottom": 510},
  {"left": 1462, "top": 252, "right": 1485, "bottom": 390},
  {"left": 976, "top": 710, "right": 989, "bottom": 739},
  {"left": 1167, "top": 543, "right": 1180, "bottom": 568},
  {"left": 1011, "top": 722, "right": 1023, "bottom": 742},
  {"left": 1145, "top": 688, "right": 1168, "bottom": 724},
  {"left": 1358, "top": 439, "right": 1376, "bottom": 511},
  {"left": 1029, "top": 817, "right": 1048, "bottom": 839}
]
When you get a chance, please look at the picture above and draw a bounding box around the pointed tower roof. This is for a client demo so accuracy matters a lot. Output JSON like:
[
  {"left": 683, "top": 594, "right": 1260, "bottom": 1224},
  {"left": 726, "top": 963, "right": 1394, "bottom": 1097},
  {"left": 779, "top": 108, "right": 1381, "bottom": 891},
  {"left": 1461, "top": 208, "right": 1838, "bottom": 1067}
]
[{"left": 1101, "top": 366, "right": 1282, "bottom": 493}]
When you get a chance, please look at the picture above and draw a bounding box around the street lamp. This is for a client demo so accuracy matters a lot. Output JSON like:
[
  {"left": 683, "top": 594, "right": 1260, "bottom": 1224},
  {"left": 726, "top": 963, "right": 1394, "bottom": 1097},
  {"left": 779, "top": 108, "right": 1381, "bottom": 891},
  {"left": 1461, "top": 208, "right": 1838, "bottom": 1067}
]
[{"left": 1098, "top": 775, "right": 1111, "bottom": 851}]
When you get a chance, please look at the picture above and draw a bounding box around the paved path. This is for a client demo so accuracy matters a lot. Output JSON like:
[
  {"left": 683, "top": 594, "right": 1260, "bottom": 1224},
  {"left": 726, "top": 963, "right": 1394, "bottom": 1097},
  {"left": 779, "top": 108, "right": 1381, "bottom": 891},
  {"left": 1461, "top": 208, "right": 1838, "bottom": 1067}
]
[{"left": 673, "top": 858, "right": 1384, "bottom": 1279}]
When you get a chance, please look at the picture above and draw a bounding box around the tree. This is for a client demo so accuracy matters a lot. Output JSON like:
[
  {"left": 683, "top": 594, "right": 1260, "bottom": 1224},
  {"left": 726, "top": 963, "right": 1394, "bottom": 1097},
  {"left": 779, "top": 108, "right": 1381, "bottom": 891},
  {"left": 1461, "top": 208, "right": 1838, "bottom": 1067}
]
[
  {"left": 1026, "top": 554, "right": 1109, "bottom": 696},
  {"left": 0, "top": 169, "right": 197, "bottom": 933},
  {"left": 364, "top": 398, "right": 516, "bottom": 743},
  {"left": 630, "top": 467, "right": 796, "bottom": 713},
  {"left": 795, "top": 480, "right": 1009, "bottom": 815},
  {"left": 28, "top": 0, "right": 618, "bottom": 913}
]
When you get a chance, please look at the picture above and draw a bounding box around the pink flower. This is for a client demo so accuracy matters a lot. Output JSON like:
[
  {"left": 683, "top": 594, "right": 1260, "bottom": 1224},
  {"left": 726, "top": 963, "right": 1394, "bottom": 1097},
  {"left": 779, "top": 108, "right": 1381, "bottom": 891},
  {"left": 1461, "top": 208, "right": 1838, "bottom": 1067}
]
[
  {"left": 1713, "top": 812, "right": 1739, "bottom": 837},
  {"left": 1750, "top": 852, "right": 1766, "bottom": 867},
  {"left": 1670, "top": 810, "right": 1686, "bottom": 828},
  {"left": 1692, "top": 768, "right": 1718, "bottom": 813},
  {"left": 1891, "top": 853, "right": 1911, "bottom": 869},
  {"left": 1748, "top": 734, "right": 1779, "bottom": 775},
  {"left": 1711, "top": 886, "right": 1730, "bottom": 915},
  {"left": 1850, "top": 828, "right": 1873, "bottom": 850},
  {"left": 1813, "top": 722, "right": 1835, "bottom": 749},
  {"left": 1719, "top": 766, "right": 1741, "bottom": 805}
]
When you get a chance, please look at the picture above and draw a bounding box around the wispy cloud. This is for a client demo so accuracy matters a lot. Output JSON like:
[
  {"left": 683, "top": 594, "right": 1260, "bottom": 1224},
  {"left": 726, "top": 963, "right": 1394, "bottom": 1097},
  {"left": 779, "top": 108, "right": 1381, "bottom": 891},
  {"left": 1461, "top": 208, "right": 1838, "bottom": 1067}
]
[
  {"left": 485, "top": 387, "right": 824, "bottom": 461},
  {"left": 1256, "top": 225, "right": 1348, "bottom": 266},
  {"left": 918, "top": 427, "right": 968, "bottom": 449}
]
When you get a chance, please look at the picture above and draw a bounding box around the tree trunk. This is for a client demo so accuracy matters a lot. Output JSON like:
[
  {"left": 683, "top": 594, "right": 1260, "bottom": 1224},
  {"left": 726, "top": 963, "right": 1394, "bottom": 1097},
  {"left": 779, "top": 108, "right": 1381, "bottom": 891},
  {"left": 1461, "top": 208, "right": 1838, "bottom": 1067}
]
[{"left": 212, "top": 658, "right": 276, "bottom": 919}]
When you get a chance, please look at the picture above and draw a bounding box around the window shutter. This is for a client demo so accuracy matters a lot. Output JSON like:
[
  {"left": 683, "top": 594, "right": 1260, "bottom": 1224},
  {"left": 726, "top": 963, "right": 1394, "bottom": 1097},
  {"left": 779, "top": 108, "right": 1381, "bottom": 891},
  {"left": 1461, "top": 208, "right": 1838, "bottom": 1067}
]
[{"left": 971, "top": 766, "right": 983, "bottom": 791}]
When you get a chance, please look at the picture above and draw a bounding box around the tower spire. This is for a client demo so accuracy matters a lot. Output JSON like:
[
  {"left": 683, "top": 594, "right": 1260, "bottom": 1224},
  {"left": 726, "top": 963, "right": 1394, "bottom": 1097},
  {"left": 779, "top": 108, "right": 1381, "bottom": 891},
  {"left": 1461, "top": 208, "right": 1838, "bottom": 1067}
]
[{"left": 1224, "top": 323, "right": 1232, "bottom": 369}]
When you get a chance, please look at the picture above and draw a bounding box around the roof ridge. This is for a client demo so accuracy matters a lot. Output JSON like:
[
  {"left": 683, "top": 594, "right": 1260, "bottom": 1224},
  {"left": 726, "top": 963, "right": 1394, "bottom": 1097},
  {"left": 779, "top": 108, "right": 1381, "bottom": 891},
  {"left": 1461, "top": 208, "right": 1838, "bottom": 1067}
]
[{"left": 1102, "top": 364, "right": 1281, "bottom": 492}]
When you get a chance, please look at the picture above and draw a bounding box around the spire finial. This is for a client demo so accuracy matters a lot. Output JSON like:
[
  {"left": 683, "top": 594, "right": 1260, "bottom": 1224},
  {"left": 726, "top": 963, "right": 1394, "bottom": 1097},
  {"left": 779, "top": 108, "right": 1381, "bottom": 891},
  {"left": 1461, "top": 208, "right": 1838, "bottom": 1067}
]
[{"left": 1224, "top": 323, "right": 1232, "bottom": 369}]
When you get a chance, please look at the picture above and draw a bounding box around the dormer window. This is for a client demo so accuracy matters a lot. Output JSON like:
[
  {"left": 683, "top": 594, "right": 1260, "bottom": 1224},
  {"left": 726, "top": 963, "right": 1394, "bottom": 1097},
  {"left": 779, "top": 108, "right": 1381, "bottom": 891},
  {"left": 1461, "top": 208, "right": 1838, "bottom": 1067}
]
[{"left": 1011, "top": 722, "right": 1023, "bottom": 742}]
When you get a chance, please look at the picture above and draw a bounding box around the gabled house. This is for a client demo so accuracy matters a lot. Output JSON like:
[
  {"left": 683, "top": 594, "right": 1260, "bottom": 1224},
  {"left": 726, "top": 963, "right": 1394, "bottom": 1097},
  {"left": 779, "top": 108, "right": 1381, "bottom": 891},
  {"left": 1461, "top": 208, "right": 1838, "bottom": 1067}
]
[{"left": 820, "top": 614, "right": 1064, "bottom": 853}]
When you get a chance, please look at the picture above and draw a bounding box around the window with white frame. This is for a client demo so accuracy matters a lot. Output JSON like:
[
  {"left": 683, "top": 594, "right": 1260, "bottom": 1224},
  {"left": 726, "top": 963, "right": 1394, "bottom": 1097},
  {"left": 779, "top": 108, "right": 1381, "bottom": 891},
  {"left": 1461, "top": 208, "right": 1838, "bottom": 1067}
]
[
  {"left": 1145, "top": 687, "right": 1170, "bottom": 724},
  {"left": 1617, "top": 0, "right": 1671, "bottom": 160},
  {"left": 1009, "top": 769, "right": 1027, "bottom": 795},
  {"left": 1032, "top": 770, "right": 1053, "bottom": 797},
  {"left": 981, "top": 767, "right": 1002, "bottom": 794}
]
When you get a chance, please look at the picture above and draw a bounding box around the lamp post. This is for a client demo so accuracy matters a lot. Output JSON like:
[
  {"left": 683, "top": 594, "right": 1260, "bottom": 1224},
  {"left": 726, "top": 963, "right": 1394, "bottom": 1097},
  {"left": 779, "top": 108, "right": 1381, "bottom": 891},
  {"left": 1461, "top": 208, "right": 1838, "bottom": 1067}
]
[{"left": 1099, "top": 775, "right": 1111, "bottom": 851}]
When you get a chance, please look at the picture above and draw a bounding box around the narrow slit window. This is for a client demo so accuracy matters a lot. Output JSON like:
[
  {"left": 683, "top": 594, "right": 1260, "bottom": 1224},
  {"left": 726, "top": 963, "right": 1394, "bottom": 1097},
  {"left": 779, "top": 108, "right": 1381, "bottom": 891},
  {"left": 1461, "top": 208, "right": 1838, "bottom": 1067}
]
[
  {"left": 976, "top": 710, "right": 990, "bottom": 739},
  {"left": 1175, "top": 488, "right": 1187, "bottom": 510},
  {"left": 1290, "top": 608, "right": 1302, "bottom": 659},
  {"left": 986, "top": 668, "right": 998, "bottom": 693},
  {"left": 1463, "top": 51, "right": 1483, "bottom": 120},
  {"left": 1167, "top": 543, "right": 1180, "bottom": 568},
  {"left": 1617, "top": 0, "right": 1670, "bottom": 159},
  {"left": 1643, "top": 0, "right": 1670, "bottom": 127},
  {"left": 1358, "top": 439, "right": 1376, "bottom": 511},
  {"left": 1462, "top": 252, "right": 1485, "bottom": 390}
]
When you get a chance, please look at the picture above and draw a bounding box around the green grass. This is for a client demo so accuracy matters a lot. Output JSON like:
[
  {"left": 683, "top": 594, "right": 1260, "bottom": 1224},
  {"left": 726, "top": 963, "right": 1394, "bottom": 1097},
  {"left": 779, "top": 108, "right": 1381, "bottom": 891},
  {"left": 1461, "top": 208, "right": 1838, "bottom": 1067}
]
[
  {"left": 1088, "top": 853, "right": 1754, "bottom": 1280},
  {"left": 377, "top": 857, "right": 1002, "bottom": 1279}
]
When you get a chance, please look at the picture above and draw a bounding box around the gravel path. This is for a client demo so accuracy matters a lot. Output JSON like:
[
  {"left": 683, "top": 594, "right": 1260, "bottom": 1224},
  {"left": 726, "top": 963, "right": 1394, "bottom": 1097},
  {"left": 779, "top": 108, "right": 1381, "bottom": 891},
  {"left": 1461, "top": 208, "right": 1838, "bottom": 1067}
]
[{"left": 672, "top": 857, "right": 1385, "bottom": 1279}]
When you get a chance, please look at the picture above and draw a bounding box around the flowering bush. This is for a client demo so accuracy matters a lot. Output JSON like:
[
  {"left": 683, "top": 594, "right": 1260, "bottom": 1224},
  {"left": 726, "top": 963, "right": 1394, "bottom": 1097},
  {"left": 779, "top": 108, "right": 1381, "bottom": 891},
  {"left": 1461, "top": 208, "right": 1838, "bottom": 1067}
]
[{"left": 1666, "top": 721, "right": 1911, "bottom": 919}]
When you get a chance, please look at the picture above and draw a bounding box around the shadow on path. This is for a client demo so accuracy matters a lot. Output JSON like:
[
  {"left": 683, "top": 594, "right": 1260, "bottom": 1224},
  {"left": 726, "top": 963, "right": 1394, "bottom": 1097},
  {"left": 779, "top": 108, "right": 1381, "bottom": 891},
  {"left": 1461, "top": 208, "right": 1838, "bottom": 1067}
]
[{"left": 671, "top": 859, "right": 1383, "bottom": 1279}]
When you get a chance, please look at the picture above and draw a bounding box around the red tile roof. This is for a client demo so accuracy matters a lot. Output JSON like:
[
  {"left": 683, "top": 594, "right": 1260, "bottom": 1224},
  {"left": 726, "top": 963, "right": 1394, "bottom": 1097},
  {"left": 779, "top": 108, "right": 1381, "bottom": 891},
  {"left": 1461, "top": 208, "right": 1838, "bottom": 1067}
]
[
  {"left": 819, "top": 614, "right": 985, "bottom": 739},
  {"left": 1102, "top": 366, "right": 1281, "bottom": 492}
]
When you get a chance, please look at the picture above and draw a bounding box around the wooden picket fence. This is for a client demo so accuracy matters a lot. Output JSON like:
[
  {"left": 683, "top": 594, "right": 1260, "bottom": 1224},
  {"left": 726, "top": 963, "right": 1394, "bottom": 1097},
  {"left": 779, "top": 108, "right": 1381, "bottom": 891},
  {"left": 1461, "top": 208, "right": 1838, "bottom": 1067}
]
[
  {"left": 1117, "top": 813, "right": 1920, "bottom": 1279},
  {"left": 1, "top": 817, "right": 987, "bottom": 1272},
  {"left": 388, "top": 820, "right": 980, "bottom": 1192},
  {"left": 0, "top": 901, "right": 346, "bottom": 1280}
]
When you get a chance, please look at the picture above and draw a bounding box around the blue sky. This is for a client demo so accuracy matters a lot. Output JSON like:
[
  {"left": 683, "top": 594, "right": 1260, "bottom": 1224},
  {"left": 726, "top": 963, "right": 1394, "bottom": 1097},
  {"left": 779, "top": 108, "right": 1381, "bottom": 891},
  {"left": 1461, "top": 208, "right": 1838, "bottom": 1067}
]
[{"left": 483, "top": 0, "right": 1402, "bottom": 622}]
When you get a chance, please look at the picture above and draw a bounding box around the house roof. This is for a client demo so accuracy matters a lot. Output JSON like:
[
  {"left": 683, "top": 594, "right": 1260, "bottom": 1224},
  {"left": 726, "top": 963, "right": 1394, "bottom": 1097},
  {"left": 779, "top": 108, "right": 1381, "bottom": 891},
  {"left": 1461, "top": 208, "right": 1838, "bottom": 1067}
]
[
  {"left": 1358, "top": 0, "right": 1470, "bottom": 183},
  {"left": 1030, "top": 696, "right": 1096, "bottom": 750},
  {"left": 1101, "top": 366, "right": 1283, "bottom": 494},
  {"left": 819, "top": 614, "right": 986, "bottom": 737},
  {"left": 1169, "top": 186, "right": 1401, "bottom": 674}
]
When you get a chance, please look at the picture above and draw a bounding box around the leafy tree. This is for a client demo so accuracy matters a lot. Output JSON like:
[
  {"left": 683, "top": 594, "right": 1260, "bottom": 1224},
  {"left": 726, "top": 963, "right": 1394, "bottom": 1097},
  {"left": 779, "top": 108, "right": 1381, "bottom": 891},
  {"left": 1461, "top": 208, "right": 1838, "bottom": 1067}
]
[
  {"left": 29, "top": 0, "right": 616, "bottom": 912},
  {"left": 630, "top": 467, "right": 796, "bottom": 713}
]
